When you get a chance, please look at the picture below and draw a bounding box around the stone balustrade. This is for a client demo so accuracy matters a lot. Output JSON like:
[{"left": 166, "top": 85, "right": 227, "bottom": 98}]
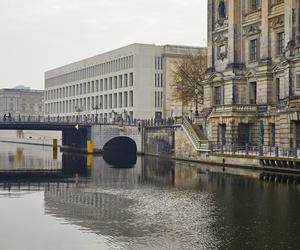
[{"left": 213, "top": 104, "right": 258, "bottom": 113}]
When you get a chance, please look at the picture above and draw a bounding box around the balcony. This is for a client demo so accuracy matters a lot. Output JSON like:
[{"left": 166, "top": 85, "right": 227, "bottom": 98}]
[{"left": 212, "top": 104, "right": 258, "bottom": 113}]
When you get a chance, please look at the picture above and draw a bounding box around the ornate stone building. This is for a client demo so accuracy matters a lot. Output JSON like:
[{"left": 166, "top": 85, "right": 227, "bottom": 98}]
[
  {"left": 0, "top": 87, "right": 44, "bottom": 118},
  {"left": 202, "top": 0, "right": 300, "bottom": 149}
]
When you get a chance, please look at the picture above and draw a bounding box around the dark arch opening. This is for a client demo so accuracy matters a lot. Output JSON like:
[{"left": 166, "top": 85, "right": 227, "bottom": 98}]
[
  {"left": 103, "top": 137, "right": 137, "bottom": 167},
  {"left": 103, "top": 136, "right": 137, "bottom": 154}
]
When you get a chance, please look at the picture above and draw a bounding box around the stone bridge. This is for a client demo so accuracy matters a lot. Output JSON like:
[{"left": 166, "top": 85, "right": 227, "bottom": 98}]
[
  {"left": 92, "top": 124, "right": 143, "bottom": 154},
  {"left": 0, "top": 121, "right": 142, "bottom": 154}
]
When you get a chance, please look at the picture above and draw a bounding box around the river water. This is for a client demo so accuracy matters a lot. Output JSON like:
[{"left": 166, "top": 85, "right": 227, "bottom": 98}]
[{"left": 0, "top": 142, "right": 299, "bottom": 250}]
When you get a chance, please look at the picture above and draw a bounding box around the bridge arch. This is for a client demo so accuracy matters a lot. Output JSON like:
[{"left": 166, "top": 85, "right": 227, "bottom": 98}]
[{"left": 103, "top": 136, "right": 137, "bottom": 154}]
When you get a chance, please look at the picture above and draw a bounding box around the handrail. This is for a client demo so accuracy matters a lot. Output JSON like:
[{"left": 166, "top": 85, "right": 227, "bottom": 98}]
[{"left": 182, "top": 117, "right": 202, "bottom": 150}]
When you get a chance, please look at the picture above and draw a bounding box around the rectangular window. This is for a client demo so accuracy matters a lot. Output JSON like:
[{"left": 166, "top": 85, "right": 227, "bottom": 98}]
[
  {"left": 277, "top": 32, "right": 285, "bottom": 55},
  {"left": 100, "top": 79, "right": 104, "bottom": 91},
  {"left": 124, "top": 74, "right": 128, "bottom": 87},
  {"left": 129, "top": 73, "right": 133, "bottom": 86},
  {"left": 296, "top": 75, "right": 300, "bottom": 90},
  {"left": 129, "top": 91, "right": 133, "bottom": 107},
  {"left": 96, "top": 80, "right": 99, "bottom": 92},
  {"left": 124, "top": 92, "right": 128, "bottom": 107},
  {"left": 109, "top": 94, "right": 112, "bottom": 109},
  {"left": 100, "top": 96, "right": 103, "bottom": 109},
  {"left": 84, "top": 83, "right": 87, "bottom": 94},
  {"left": 250, "top": 39, "right": 258, "bottom": 61},
  {"left": 104, "top": 79, "right": 108, "bottom": 90},
  {"left": 91, "top": 97, "right": 95, "bottom": 108},
  {"left": 249, "top": 82, "right": 257, "bottom": 104},
  {"left": 276, "top": 78, "right": 281, "bottom": 102},
  {"left": 104, "top": 95, "right": 108, "bottom": 109},
  {"left": 251, "top": 0, "right": 259, "bottom": 11},
  {"left": 109, "top": 77, "right": 112, "bottom": 90},
  {"left": 113, "top": 93, "right": 117, "bottom": 108},
  {"left": 270, "top": 123, "right": 275, "bottom": 147},
  {"left": 119, "top": 93, "right": 122, "bottom": 108},
  {"left": 214, "top": 86, "right": 221, "bottom": 105},
  {"left": 91, "top": 81, "right": 95, "bottom": 93},
  {"left": 114, "top": 76, "right": 118, "bottom": 89},
  {"left": 119, "top": 75, "right": 123, "bottom": 88},
  {"left": 87, "top": 82, "right": 90, "bottom": 93}
]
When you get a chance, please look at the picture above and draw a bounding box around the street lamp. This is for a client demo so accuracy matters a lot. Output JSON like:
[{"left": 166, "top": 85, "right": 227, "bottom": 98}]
[
  {"left": 112, "top": 110, "right": 116, "bottom": 123},
  {"left": 123, "top": 109, "right": 127, "bottom": 123},
  {"left": 74, "top": 106, "right": 83, "bottom": 123},
  {"left": 92, "top": 103, "right": 102, "bottom": 123},
  {"left": 195, "top": 88, "right": 199, "bottom": 117}
]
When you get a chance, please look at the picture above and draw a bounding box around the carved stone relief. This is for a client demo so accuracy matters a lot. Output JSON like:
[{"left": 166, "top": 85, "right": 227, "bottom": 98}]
[
  {"left": 270, "top": 15, "right": 284, "bottom": 29},
  {"left": 214, "top": 34, "right": 228, "bottom": 61}
]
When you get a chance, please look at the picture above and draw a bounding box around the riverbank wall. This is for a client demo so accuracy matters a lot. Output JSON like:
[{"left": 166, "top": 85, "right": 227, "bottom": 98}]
[{"left": 143, "top": 126, "right": 300, "bottom": 179}]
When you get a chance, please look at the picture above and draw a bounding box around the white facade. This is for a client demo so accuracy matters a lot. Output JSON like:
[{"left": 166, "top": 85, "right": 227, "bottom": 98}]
[{"left": 45, "top": 43, "right": 202, "bottom": 121}]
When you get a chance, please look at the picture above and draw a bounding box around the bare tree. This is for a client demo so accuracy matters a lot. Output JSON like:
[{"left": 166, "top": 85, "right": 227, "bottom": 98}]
[{"left": 170, "top": 51, "right": 207, "bottom": 110}]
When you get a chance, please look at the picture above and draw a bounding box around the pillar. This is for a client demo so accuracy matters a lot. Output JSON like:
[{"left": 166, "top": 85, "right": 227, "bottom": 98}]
[
  {"left": 227, "top": 0, "right": 241, "bottom": 64},
  {"left": 260, "top": 0, "right": 270, "bottom": 60},
  {"left": 207, "top": 0, "right": 214, "bottom": 70},
  {"left": 284, "top": 0, "right": 296, "bottom": 47}
]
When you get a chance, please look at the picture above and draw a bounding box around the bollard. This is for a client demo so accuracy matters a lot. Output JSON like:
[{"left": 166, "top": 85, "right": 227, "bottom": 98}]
[
  {"left": 87, "top": 140, "right": 94, "bottom": 154},
  {"left": 53, "top": 139, "right": 58, "bottom": 150}
]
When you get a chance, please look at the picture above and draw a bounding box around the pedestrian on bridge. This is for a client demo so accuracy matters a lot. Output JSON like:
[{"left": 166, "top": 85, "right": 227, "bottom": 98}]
[{"left": 3, "top": 113, "right": 7, "bottom": 121}]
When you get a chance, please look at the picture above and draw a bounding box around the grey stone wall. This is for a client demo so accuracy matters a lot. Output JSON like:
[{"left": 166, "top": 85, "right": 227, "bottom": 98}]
[
  {"left": 144, "top": 126, "right": 175, "bottom": 156},
  {"left": 91, "top": 124, "right": 142, "bottom": 152}
]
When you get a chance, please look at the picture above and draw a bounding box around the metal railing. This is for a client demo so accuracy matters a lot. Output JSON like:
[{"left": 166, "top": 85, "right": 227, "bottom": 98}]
[
  {"left": 210, "top": 144, "right": 299, "bottom": 159},
  {"left": 0, "top": 115, "right": 138, "bottom": 126},
  {"left": 181, "top": 117, "right": 203, "bottom": 149}
]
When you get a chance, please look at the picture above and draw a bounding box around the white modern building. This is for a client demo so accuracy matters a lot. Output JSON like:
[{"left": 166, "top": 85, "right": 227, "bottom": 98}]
[{"left": 45, "top": 43, "right": 205, "bottom": 122}]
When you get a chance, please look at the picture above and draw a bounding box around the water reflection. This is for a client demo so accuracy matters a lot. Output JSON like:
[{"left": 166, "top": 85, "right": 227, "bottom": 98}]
[
  {"left": 103, "top": 151, "right": 137, "bottom": 168},
  {"left": 0, "top": 143, "right": 299, "bottom": 249}
]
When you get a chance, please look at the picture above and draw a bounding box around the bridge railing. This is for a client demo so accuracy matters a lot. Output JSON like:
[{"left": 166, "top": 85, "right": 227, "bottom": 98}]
[{"left": 0, "top": 115, "right": 141, "bottom": 126}]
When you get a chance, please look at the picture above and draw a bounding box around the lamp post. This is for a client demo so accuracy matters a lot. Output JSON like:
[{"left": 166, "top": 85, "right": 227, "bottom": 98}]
[
  {"left": 123, "top": 109, "right": 128, "bottom": 124},
  {"left": 74, "top": 106, "right": 83, "bottom": 123},
  {"left": 92, "top": 103, "right": 101, "bottom": 123},
  {"left": 112, "top": 110, "right": 116, "bottom": 124},
  {"left": 195, "top": 88, "right": 199, "bottom": 117}
]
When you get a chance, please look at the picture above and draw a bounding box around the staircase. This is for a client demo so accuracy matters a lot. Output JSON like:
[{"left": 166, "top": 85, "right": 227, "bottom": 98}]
[{"left": 182, "top": 117, "right": 210, "bottom": 151}]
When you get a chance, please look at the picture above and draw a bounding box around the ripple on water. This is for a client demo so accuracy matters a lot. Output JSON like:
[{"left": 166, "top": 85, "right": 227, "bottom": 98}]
[{"left": 89, "top": 186, "right": 222, "bottom": 250}]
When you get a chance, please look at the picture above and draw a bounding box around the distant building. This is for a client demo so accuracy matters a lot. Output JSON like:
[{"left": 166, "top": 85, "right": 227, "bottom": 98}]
[
  {"left": 44, "top": 43, "right": 206, "bottom": 121},
  {"left": 0, "top": 87, "right": 44, "bottom": 118},
  {"left": 202, "top": 0, "right": 300, "bottom": 149}
]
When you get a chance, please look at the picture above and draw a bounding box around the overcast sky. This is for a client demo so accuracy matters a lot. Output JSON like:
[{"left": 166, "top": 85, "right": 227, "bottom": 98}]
[{"left": 0, "top": 0, "right": 207, "bottom": 90}]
